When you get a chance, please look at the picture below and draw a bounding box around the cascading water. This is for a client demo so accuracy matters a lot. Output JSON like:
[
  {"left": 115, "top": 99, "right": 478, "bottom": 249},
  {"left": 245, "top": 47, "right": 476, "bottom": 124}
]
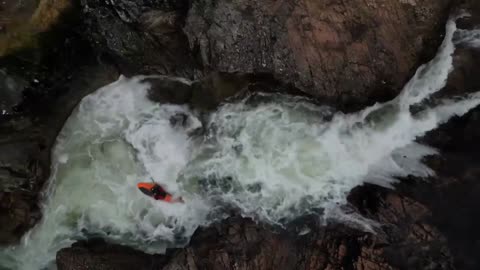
[
  {"left": 0, "top": 78, "right": 211, "bottom": 269},
  {"left": 1, "top": 16, "right": 479, "bottom": 270}
]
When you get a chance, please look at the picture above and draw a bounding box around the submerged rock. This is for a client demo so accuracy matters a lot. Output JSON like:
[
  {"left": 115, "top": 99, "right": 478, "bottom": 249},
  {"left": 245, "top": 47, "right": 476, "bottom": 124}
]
[{"left": 0, "top": 192, "right": 40, "bottom": 245}]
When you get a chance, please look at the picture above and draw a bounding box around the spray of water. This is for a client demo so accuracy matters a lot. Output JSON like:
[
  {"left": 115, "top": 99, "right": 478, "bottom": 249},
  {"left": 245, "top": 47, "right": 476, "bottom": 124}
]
[
  {"left": 455, "top": 28, "right": 480, "bottom": 47},
  {"left": 0, "top": 16, "right": 479, "bottom": 270}
]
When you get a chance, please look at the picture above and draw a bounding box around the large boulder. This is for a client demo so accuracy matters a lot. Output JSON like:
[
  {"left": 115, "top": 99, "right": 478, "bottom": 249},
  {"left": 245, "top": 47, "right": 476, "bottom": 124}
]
[
  {"left": 79, "top": 0, "right": 196, "bottom": 77},
  {"left": 185, "top": 0, "right": 452, "bottom": 105}
]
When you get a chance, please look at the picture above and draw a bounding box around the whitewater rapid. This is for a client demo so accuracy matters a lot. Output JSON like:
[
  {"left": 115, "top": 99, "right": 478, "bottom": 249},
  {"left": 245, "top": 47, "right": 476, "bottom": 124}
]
[{"left": 1, "top": 16, "right": 479, "bottom": 270}]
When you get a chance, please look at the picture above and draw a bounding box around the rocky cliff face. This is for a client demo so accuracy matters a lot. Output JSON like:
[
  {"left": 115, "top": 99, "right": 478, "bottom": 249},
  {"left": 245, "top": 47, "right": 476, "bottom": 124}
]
[{"left": 1, "top": 0, "right": 480, "bottom": 269}]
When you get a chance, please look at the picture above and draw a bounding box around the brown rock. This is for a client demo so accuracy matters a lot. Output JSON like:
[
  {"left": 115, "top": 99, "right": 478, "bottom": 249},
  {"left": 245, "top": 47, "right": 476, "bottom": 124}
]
[
  {"left": 0, "top": 0, "right": 72, "bottom": 57},
  {"left": 30, "top": 0, "right": 72, "bottom": 32},
  {"left": 145, "top": 76, "right": 194, "bottom": 105},
  {"left": 57, "top": 214, "right": 454, "bottom": 270},
  {"left": 185, "top": 0, "right": 452, "bottom": 104},
  {"left": 0, "top": 192, "right": 40, "bottom": 245},
  {"left": 56, "top": 239, "right": 168, "bottom": 270}
]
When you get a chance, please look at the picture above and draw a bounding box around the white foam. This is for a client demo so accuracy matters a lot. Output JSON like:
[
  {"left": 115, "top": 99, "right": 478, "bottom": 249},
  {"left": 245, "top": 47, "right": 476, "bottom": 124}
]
[
  {"left": 455, "top": 28, "right": 480, "bottom": 47},
  {"left": 0, "top": 76, "right": 210, "bottom": 270},
  {"left": 396, "top": 19, "right": 456, "bottom": 108}
]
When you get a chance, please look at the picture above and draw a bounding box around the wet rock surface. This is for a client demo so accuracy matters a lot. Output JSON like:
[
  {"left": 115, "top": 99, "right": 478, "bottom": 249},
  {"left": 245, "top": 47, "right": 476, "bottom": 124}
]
[
  {"left": 0, "top": 192, "right": 40, "bottom": 245},
  {"left": 185, "top": 0, "right": 451, "bottom": 106},
  {"left": 146, "top": 72, "right": 309, "bottom": 110},
  {"left": 80, "top": 0, "right": 196, "bottom": 77}
]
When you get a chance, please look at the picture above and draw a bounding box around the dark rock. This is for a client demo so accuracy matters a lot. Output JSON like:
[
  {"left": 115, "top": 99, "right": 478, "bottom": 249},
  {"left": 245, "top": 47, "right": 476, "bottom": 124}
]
[
  {"left": 80, "top": 0, "right": 196, "bottom": 77},
  {"left": 0, "top": 192, "right": 40, "bottom": 245},
  {"left": 0, "top": 139, "right": 42, "bottom": 192},
  {"left": 393, "top": 5, "right": 480, "bottom": 268},
  {"left": 422, "top": 0, "right": 480, "bottom": 152},
  {"left": 145, "top": 76, "right": 193, "bottom": 104},
  {"left": 184, "top": 0, "right": 452, "bottom": 105},
  {"left": 56, "top": 238, "right": 168, "bottom": 270},
  {"left": 383, "top": 5, "right": 480, "bottom": 263},
  {"left": 399, "top": 122, "right": 480, "bottom": 270},
  {"left": 146, "top": 72, "right": 310, "bottom": 111},
  {"left": 349, "top": 186, "right": 454, "bottom": 270},
  {"left": 0, "top": 10, "right": 121, "bottom": 242},
  {"left": 456, "top": 0, "right": 480, "bottom": 29},
  {"left": 190, "top": 72, "right": 252, "bottom": 110},
  {"left": 0, "top": 0, "right": 128, "bottom": 247},
  {"left": 0, "top": 63, "right": 120, "bottom": 245},
  {"left": 0, "top": 70, "right": 26, "bottom": 113}
]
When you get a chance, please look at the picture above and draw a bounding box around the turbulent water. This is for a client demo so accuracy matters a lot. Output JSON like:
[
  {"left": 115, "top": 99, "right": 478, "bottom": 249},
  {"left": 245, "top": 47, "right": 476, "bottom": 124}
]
[{"left": 1, "top": 17, "right": 480, "bottom": 270}]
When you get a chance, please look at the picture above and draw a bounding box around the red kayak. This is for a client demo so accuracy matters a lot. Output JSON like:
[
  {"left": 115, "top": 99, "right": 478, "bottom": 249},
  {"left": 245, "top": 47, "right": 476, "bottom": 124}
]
[{"left": 137, "top": 182, "right": 183, "bottom": 203}]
